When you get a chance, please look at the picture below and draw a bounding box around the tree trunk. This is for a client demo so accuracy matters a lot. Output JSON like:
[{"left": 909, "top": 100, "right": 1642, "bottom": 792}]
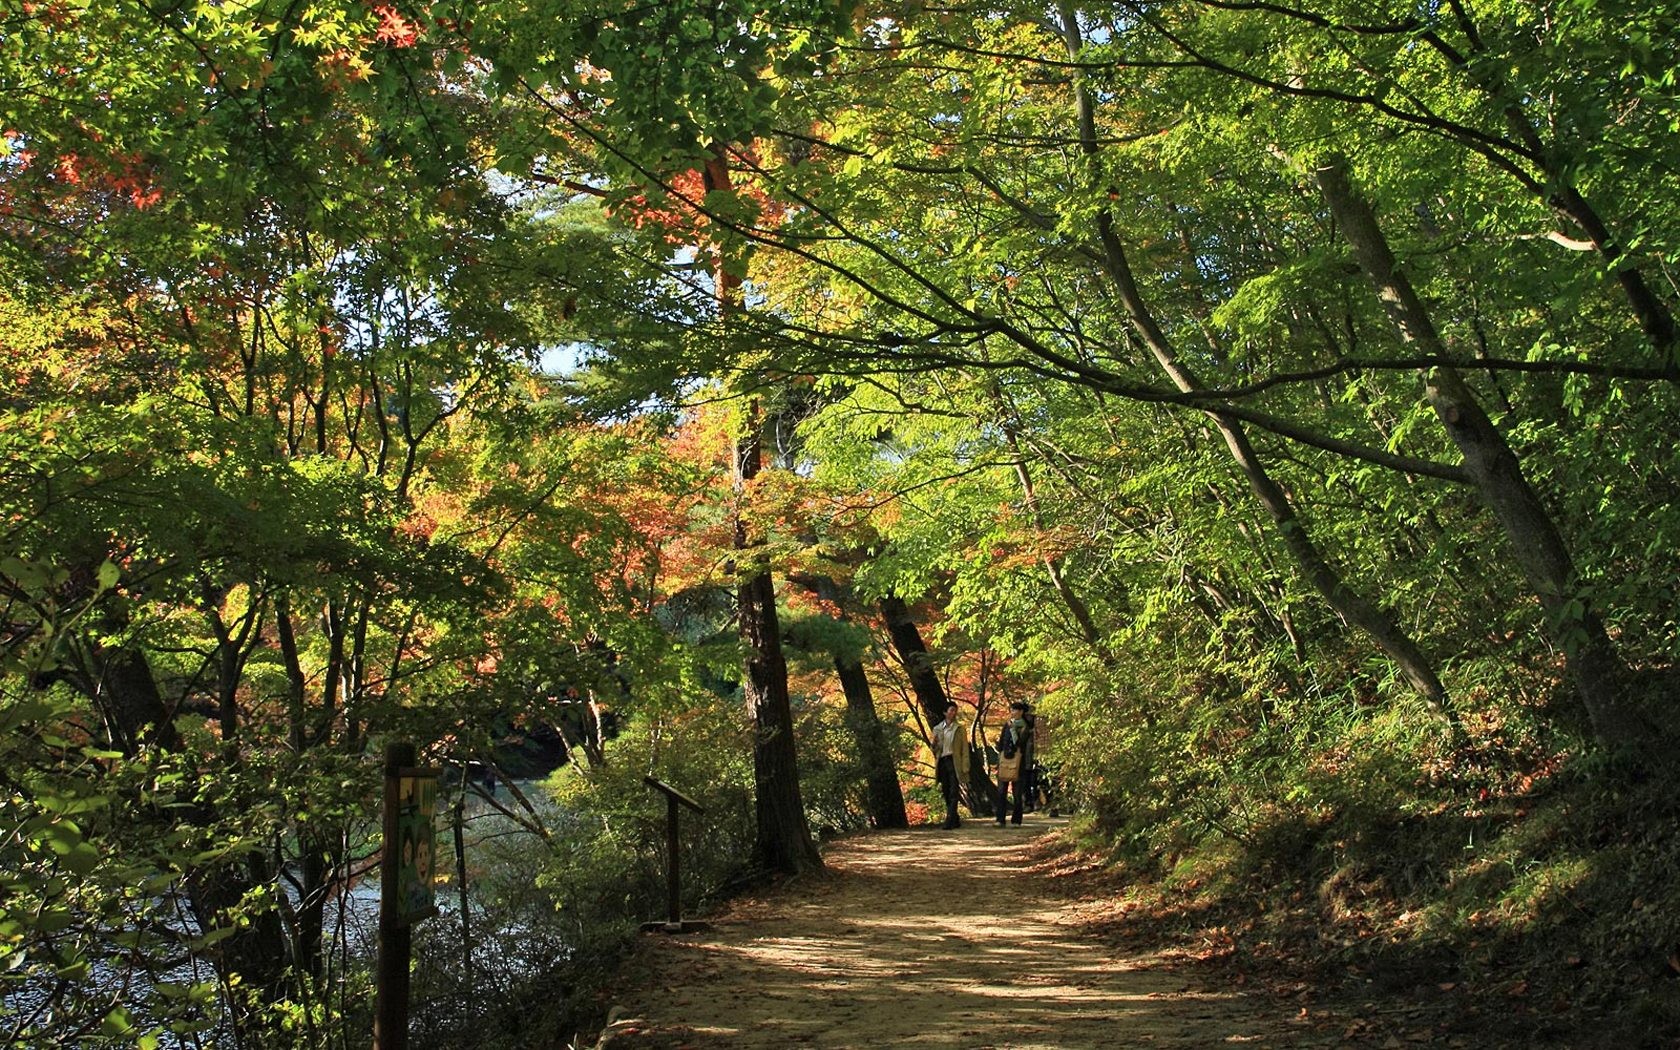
[
  {"left": 810, "top": 577, "right": 908, "bottom": 829},
  {"left": 183, "top": 859, "right": 292, "bottom": 1027},
  {"left": 710, "top": 148, "right": 823, "bottom": 875},
  {"left": 877, "top": 595, "right": 995, "bottom": 815},
  {"left": 737, "top": 520, "right": 823, "bottom": 872},
  {"left": 454, "top": 779, "right": 470, "bottom": 957},
  {"left": 877, "top": 595, "right": 953, "bottom": 728},
  {"left": 835, "top": 651, "right": 910, "bottom": 829},
  {"left": 295, "top": 839, "right": 329, "bottom": 981},
  {"left": 577, "top": 634, "right": 630, "bottom": 767},
  {"left": 1057, "top": 4, "right": 1456, "bottom": 725},
  {"left": 1313, "top": 154, "right": 1652, "bottom": 751},
  {"left": 87, "top": 645, "right": 182, "bottom": 753}
]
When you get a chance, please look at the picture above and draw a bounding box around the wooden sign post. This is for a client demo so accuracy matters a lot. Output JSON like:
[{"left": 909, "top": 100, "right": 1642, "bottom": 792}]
[
  {"left": 641, "top": 776, "right": 707, "bottom": 933},
  {"left": 374, "top": 743, "right": 439, "bottom": 1050}
]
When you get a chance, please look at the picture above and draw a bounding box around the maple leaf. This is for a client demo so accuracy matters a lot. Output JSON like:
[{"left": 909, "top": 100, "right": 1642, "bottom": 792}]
[
  {"left": 53, "top": 152, "right": 84, "bottom": 185},
  {"left": 372, "top": 4, "right": 421, "bottom": 48},
  {"left": 321, "top": 49, "right": 375, "bottom": 85}
]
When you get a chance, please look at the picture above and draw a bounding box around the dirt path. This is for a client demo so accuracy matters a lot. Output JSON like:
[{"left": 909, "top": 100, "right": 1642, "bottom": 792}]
[{"left": 594, "top": 818, "right": 1308, "bottom": 1048}]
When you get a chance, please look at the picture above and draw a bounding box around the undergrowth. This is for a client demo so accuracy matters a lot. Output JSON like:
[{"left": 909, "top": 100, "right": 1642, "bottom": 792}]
[
  {"left": 406, "top": 692, "right": 877, "bottom": 1049},
  {"left": 1066, "top": 737, "right": 1680, "bottom": 1048}
]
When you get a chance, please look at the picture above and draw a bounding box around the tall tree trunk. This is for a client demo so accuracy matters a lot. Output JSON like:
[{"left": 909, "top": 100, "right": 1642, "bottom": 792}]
[
  {"left": 737, "top": 505, "right": 823, "bottom": 872},
  {"left": 1057, "top": 5, "right": 1456, "bottom": 725},
  {"left": 276, "top": 594, "right": 334, "bottom": 986},
  {"left": 811, "top": 577, "right": 908, "bottom": 829},
  {"left": 877, "top": 595, "right": 953, "bottom": 729},
  {"left": 1312, "top": 155, "right": 1653, "bottom": 751},
  {"left": 708, "top": 148, "right": 823, "bottom": 874},
  {"left": 834, "top": 650, "right": 910, "bottom": 829},
  {"left": 877, "top": 595, "right": 995, "bottom": 814},
  {"left": 576, "top": 634, "right": 630, "bottom": 768}
]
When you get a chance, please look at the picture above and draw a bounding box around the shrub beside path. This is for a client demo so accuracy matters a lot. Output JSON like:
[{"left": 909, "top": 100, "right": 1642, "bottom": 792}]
[{"left": 591, "top": 818, "right": 1314, "bottom": 1048}]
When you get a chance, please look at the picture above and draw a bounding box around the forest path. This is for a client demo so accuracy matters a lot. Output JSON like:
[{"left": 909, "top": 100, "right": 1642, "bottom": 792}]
[{"left": 592, "top": 818, "right": 1310, "bottom": 1049}]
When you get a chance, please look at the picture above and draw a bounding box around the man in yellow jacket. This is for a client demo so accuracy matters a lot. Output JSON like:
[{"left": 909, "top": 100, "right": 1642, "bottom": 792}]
[{"left": 931, "top": 702, "right": 969, "bottom": 829}]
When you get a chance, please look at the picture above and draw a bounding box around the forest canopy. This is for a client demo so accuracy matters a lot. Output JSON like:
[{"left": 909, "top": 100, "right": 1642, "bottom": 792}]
[{"left": 3, "top": 0, "right": 1678, "bottom": 1046}]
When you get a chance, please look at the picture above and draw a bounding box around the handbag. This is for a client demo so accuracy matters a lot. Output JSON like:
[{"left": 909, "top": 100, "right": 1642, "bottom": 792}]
[{"left": 996, "top": 751, "right": 1022, "bottom": 782}]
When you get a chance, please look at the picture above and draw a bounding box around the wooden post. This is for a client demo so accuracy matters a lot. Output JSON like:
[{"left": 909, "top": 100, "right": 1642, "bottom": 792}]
[
  {"left": 641, "top": 777, "right": 707, "bottom": 934},
  {"left": 665, "top": 793, "right": 682, "bottom": 926},
  {"left": 374, "top": 741, "right": 414, "bottom": 1050}
]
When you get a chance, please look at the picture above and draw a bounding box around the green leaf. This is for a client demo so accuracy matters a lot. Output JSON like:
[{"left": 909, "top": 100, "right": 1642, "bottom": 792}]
[{"left": 100, "top": 1006, "right": 137, "bottom": 1038}]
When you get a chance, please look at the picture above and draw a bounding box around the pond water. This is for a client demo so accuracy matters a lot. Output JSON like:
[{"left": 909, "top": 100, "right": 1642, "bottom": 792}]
[{"left": 2, "top": 781, "right": 570, "bottom": 1048}]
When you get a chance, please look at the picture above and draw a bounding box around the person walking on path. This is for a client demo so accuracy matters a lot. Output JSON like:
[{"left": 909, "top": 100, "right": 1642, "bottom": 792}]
[
  {"left": 931, "top": 702, "right": 969, "bottom": 829},
  {"left": 995, "top": 701, "right": 1034, "bottom": 826}
]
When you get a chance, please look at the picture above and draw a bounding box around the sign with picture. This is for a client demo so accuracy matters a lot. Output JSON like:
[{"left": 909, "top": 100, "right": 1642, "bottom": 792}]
[{"left": 393, "top": 768, "right": 439, "bottom": 926}]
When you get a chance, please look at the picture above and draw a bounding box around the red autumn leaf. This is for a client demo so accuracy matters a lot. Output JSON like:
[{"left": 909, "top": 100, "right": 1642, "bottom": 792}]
[{"left": 372, "top": 4, "right": 421, "bottom": 48}]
